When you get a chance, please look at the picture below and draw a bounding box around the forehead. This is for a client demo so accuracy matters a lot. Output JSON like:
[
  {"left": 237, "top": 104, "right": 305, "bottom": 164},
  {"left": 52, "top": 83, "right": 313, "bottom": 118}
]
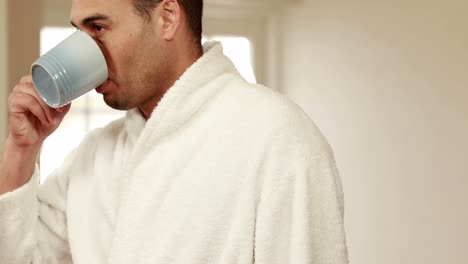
[{"left": 71, "top": 0, "right": 133, "bottom": 23}]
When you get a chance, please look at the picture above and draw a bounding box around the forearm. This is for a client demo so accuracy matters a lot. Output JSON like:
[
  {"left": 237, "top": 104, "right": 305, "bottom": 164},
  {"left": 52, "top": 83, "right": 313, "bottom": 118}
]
[
  {"left": 0, "top": 139, "right": 73, "bottom": 263},
  {"left": 0, "top": 135, "right": 41, "bottom": 195}
]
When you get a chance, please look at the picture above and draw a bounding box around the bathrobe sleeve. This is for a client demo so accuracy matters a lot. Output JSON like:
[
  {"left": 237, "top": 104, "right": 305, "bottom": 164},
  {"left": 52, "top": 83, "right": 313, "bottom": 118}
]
[
  {"left": 254, "top": 119, "right": 349, "bottom": 264},
  {"left": 0, "top": 152, "right": 77, "bottom": 264}
]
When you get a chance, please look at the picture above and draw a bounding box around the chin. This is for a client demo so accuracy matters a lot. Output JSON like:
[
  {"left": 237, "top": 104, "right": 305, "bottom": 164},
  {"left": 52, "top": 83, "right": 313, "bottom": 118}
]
[{"left": 103, "top": 95, "right": 133, "bottom": 110}]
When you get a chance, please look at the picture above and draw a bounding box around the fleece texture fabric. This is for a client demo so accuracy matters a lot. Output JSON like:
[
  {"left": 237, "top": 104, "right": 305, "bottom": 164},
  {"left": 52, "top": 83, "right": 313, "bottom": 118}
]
[{"left": 0, "top": 41, "right": 348, "bottom": 264}]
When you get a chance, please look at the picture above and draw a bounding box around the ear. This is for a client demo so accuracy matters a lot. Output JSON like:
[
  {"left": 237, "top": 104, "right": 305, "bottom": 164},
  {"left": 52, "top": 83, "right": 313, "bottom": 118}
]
[{"left": 160, "top": 0, "right": 180, "bottom": 41}]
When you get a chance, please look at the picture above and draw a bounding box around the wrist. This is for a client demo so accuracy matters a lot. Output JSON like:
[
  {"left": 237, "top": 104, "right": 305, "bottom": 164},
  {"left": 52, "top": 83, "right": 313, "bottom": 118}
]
[{"left": 0, "top": 136, "right": 41, "bottom": 194}]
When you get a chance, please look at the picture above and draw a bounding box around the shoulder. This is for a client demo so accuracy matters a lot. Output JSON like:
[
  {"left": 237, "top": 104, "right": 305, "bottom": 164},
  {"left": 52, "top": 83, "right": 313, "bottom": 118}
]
[{"left": 220, "top": 78, "right": 332, "bottom": 157}]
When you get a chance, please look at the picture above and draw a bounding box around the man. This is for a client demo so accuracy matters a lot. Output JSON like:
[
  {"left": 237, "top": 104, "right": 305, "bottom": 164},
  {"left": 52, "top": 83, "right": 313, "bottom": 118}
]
[{"left": 0, "top": 0, "right": 349, "bottom": 263}]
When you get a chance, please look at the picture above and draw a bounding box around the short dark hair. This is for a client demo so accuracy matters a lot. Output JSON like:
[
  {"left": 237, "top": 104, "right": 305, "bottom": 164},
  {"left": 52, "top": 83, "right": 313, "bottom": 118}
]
[{"left": 132, "top": 0, "right": 203, "bottom": 43}]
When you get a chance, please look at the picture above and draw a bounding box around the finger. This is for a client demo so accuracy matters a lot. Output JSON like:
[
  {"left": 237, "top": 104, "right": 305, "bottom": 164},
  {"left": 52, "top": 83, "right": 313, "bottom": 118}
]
[
  {"left": 13, "top": 83, "right": 55, "bottom": 125},
  {"left": 52, "top": 103, "right": 71, "bottom": 124},
  {"left": 56, "top": 103, "right": 71, "bottom": 113},
  {"left": 57, "top": 103, "right": 72, "bottom": 114},
  {"left": 19, "top": 75, "right": 33, "bottom": 85},
  {"left": 9, "top": 92, "right": 50, "bottom": 126}
]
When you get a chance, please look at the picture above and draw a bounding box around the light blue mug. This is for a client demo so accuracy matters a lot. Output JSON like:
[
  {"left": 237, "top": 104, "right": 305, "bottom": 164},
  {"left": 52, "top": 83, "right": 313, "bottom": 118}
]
[{"left": 31, "top": 31, "right": 108, "bottom": 108}]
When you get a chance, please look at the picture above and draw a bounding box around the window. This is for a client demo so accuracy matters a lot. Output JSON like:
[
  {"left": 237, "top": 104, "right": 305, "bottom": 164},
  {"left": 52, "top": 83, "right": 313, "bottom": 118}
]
[
  {"left": 39, "top": 28, "right": 256, "bottom": 182},
  {"left": 203, "top": 35, "right": 257, "bottom": 84}
]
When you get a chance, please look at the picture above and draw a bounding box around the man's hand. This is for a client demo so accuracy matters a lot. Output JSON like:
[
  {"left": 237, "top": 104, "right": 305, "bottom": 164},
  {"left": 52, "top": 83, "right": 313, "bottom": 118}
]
[
  {"left": 8, "top": 75, "right": 69, "bottom": 147},
  {"left": 0, "top": 75, "right": 71, "bottom": 194}
]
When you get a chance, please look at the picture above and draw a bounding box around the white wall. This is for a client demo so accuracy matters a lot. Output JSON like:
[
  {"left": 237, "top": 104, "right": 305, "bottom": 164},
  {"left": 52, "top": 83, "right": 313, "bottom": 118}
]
[
  {"left": 42, "top": 0, "right": 71, "bottom": 27},
  {"left": 0, "top": 0, "right": 41, "bottom": 152},
  {"left": 280, "top": 1, "right": 468, "bottom": 264},
  {"left": 7, "top": 0, "right": 41, "bottom": 90},
  {"left": 0, "top": 0, "right": 8, "bottom": 151}
]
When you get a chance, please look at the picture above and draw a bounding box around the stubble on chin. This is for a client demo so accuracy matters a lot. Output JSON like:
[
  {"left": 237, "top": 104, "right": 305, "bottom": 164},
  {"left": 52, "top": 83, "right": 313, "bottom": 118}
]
[{"left": 103, "top": 91, "right": 132, "bottom": 110}]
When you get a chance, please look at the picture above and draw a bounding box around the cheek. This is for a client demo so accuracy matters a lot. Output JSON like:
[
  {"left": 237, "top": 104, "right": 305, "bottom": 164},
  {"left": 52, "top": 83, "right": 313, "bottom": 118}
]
[
  {"left": 98, "top": 42, "right": 116, "bottom": 74},
  {"left": 100, "top": 41, "right": 131, "bottom": 78},
  {"left": 102, "top": 29, "right": 147, "bottom": 81}
]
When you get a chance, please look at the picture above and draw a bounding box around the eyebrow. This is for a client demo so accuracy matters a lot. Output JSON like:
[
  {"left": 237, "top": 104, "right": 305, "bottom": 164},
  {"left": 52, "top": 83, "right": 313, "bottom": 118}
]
[{"left": 70, "top": 13, "right": 110, "bottom": 28}]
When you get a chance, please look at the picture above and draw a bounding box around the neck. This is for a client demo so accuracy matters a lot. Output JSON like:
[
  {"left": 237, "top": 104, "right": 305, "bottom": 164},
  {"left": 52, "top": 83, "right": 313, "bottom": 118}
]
[{"left": 138, "top": 43, "right": 203, "bottom": 120}]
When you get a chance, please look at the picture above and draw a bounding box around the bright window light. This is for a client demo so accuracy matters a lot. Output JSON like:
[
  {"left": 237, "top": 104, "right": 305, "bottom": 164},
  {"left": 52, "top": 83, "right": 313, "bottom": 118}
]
[
  {"left": 203, "top": 35, "right": 257, "bottom": 84},
  {"left": 40, "top": 27, "right": 76, "bottom": 55}
]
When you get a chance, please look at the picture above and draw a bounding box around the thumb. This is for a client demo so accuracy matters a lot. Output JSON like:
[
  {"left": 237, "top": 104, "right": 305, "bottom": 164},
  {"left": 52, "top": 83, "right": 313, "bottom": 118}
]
[
  {"left": 53, "top": 103, "right": 72, "bottom": 124},
  {"left": 56, "top": 103, "right": 71, "bottom": 113}
]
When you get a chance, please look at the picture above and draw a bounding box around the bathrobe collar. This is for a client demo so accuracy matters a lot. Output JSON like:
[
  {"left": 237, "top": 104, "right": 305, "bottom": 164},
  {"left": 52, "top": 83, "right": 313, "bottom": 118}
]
[{"left": 124, "top": 41, "right": 238, "bottom": 144}]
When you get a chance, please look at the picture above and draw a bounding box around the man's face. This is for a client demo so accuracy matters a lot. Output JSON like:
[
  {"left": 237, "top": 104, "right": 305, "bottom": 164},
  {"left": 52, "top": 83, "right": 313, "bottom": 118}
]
[{"left": 71, "top": 0, "right": 168, "bottom": 110}]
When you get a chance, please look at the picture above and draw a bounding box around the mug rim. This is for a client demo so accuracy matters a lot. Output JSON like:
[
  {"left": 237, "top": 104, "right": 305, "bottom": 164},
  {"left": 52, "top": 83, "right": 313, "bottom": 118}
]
[{"left": 31, "top": 63, "right": 62, "bottom": 108}]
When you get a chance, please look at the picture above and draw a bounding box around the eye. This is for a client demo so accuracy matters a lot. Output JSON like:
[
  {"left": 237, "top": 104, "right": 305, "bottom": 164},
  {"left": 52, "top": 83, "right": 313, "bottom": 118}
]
[{"left": 92, "top": 24, "right": 104, "bottom": 32}]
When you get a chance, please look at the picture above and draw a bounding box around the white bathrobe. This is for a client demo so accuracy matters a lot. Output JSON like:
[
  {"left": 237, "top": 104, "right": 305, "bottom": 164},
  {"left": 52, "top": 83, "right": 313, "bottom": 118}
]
[{"left": 0, "top": 42, "right": 348, "bottom": 264}]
